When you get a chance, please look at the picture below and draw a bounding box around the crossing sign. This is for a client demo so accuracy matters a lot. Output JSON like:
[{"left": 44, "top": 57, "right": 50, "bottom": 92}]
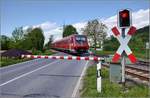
[
  {"left": 112, "top": 9, "right": 136, "bottom": 85},
  {"left": 111, "top": 26, "right": 137, "bottom": 63}
]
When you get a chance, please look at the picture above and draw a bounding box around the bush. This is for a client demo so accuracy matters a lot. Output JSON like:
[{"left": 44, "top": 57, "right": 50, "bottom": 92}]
[{"left": 32, "top": 48, "right": 42, "bottom": 55}]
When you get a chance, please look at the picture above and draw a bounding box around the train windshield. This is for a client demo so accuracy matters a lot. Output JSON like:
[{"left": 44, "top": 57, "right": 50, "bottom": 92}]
[{"left": 75, "top": 35, "right": 86, "bottom": 42}]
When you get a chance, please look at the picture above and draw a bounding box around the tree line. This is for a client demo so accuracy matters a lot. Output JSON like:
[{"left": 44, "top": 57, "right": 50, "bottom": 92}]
[{"left": 1, "top": 27, "right": 45, "bottom": 52}]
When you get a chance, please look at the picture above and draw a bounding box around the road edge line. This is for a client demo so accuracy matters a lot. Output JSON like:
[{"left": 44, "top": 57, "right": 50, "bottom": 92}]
[{"left": 71, "top": 61, "right": 89, "bottom": 98}]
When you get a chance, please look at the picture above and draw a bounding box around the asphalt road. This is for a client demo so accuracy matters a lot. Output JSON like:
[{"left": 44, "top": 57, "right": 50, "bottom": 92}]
[{"left": 0, "top": 53, "right": 91, "bottom": 98}]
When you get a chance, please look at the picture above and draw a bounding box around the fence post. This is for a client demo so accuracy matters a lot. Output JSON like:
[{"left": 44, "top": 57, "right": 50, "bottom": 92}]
[{"left": 97, "top": 61, "right": 101, "bottom": 93}]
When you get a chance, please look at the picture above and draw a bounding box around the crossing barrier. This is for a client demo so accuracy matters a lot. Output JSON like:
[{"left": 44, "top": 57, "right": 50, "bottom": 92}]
[{"left": 21, "top": 55, "right": 104, "bottom": 61}]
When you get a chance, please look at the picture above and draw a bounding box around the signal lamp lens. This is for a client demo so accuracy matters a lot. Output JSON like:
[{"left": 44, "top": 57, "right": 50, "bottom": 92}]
[{"left": 122, "top": 13, "right": 128, "bottom": 18}]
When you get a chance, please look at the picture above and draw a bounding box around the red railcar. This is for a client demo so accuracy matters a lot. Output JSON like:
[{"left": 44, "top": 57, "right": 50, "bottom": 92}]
[{"left": 51, "top": 34, "right": 89, "bottom": 53}]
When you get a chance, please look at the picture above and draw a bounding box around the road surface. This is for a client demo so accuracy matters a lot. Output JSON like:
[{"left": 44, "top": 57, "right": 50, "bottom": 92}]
[{"left": 0, "top": 53, "right": 92, "bottom": 98}]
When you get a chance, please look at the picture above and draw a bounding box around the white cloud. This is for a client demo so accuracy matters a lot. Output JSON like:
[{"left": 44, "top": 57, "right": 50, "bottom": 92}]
[
  {"left": 103, "top": 15, "right": 117, "bottom": 28},
  {"left": 33, "top": 21, "right": 57, "bottom": 31},
  {"left": 23, "top": 26, "right": 29, "bottom": 30},
  {"left": 24, "top": 9, "right": 149, "bottom": 43},
  {"left": 73, "top": 22, "right": 87, "bottom": 34},
  {"left": 44, "top": 26, "right": 63, "bottom": 43},
  {"left": 132, "top": 9, "right": 149, "bottom": 28}
]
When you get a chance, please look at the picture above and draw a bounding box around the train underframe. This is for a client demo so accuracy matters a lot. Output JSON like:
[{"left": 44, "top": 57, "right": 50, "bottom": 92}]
[{"left": 51, "top": 47, "right": 89, "bottom": 55}]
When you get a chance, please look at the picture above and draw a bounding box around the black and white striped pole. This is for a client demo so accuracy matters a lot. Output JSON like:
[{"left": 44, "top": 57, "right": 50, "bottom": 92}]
[{"left": 97, "top": 61, "right": 101, "bottom": 93}]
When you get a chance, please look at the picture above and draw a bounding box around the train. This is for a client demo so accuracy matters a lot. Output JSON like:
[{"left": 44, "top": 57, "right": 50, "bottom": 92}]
[{"left": 51, "top": 34, "right": 89, "bottom": 54}]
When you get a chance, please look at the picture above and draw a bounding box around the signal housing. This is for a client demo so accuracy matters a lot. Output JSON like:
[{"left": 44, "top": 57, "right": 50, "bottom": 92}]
[{"left": 118, "top": 9, "right": 131, "bottom": 28}]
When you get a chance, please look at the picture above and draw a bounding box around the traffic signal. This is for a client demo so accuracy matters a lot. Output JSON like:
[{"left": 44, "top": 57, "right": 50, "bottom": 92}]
[{"left": 118, "top": 9, "right": 131, "bottom": 28}]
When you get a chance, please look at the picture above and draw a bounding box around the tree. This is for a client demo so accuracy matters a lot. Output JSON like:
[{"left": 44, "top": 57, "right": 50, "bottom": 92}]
[
  {"left": 103, "top": 35, "right": 119, "bottom": 51},
  {"left": 11, "top": 27, "right": 25, "bottom": 49},
  {"left": 63, "top": 25, "right": 78, "bottom": 37},
  {"left": 12, "top": 27, "right": 24, "bottom": 42},
  {"left": 83, "top": 19, "right": 107, "bottom": 50},
  {"left": 48, "top": 35, "right": 54, "bottom": 47},
  {"left": 44, "top": 35, "right": 54, "bottom": 49},
  {"left": 0, "top": 35, "right": 10, "bottom": 50},
  {"left": 27, "top": 28, "right": 45, "bottom": 51},
  {"left": 22, "top": 26, "right": 33, "bottom": 50}
]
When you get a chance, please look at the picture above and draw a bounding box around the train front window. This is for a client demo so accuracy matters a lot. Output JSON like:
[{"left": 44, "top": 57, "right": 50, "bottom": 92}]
[
  {"left": 75, "top": 36, "right": 86, "bottom": 42},
  {"left": 75, "top": 36, "right": 86, "bottom": 44}
]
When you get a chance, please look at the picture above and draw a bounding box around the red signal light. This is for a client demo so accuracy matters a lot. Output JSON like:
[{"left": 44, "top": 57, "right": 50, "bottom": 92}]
[
  {"left": 118, "top": 9, "right": 131, "bottom": 27},
  {"left": 121, "top": 12, "right": 128, "bottom": 18}
]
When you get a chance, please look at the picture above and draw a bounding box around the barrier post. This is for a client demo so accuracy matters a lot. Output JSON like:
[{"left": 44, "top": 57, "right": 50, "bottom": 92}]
[{"left": 97, "top": 61, "right": 101, "bottom": 93}]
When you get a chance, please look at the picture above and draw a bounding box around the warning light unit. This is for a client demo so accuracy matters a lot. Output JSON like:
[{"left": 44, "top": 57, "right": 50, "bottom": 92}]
[{"left": 118, "top": 9, "right": 131, "bottom": 28}]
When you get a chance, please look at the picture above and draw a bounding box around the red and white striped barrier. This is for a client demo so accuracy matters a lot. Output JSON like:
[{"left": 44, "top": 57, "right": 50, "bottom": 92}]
[
  {"left": 111, "top": 26, "right": 137, "bottom": 63},
  {"left": 21, "top": 55, "right": 104, "bottom": 61}
]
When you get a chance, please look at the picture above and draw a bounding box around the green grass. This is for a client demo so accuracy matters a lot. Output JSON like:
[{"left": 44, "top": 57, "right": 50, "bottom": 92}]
[
  {"left": 32, "top": 49, "right": 54, "bottom": 55},
  {"left": 134, "top": 49, "right": 149, "bottom": 59},
  {"left": 94, "top": 49, "right": 149, "bottom": 59},
  {"left": 41, "top": 50, "right": 55, "bottom": 55},
  {"left": 80, "top": 65, "right": 150, "bottom": 97},
  {"left": 95, "top": 50, "right": 115, "bottom": 55},
  {"left": 0, "top": 57, "right": 32, "bottom": 67}
]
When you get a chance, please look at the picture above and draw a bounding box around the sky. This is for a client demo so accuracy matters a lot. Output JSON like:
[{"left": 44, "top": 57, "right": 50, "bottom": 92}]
[{"left": 1, "top": 0, "right": 149, "bottom": 43}]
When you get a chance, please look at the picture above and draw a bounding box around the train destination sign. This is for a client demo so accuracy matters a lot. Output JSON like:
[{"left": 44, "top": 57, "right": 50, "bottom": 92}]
[{"left": 111, "top": 26, "right": 137, "bottom": 63}]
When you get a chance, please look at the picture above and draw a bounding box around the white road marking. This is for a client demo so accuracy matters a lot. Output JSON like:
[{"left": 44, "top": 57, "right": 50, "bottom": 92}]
[
  {"left": 0, "top": 60, "right": 59, "bottom": 87},
  {"left": 72, "top": 61, "right": 89, "bottom": 97}
]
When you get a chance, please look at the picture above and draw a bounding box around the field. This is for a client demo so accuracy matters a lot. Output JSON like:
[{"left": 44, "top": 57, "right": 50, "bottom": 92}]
[{"left": 80, "top": 65, "right": 149, "bottom": 97}]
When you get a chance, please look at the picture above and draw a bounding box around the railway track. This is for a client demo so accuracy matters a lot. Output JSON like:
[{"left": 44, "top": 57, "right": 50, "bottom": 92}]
[
  {"left": 102, "top": 62, "right": 150, "bottom": 85},
  {"left": 125, "top": 66, "right": 149, "bottom": 85},
  {"left": 136, "top": 60, "right": 150, "bottom": 66}
]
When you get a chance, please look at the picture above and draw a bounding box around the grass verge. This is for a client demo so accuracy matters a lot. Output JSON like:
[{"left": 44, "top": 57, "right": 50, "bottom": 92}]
[
  {"left": 95, "top": 50, "right": 115, "bottom": 55},
  {"left": 80, "top": 65, "right": 149, "bottom": 97},
  {"left": 0, "top": 57, "right": 32, "bottom": 67}
]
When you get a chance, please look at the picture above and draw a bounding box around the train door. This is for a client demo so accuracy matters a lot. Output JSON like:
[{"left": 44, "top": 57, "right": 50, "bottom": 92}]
[{"left": 69, "top": 37, "right": 73, "bottom": 51}]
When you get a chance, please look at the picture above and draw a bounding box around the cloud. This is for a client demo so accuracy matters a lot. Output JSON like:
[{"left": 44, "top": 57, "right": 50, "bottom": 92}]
[
  {"left": 33, "top": 21, "right": 57, "bottom": 31},
  {"left": 23, "top": 26, "right": 30, "bottom": 30},
  {"left": 132, "top": 9, "right": 149, "bottom": 28},
  {"left": 73, "top": 22, "right": 87, "bottom": 34},
  {"left": 24, "top": 9, "right": 149, "bottom": 43},
  {"left": 103, "top": 15, "right": 117, "bottom": 28},
  {"left": 44, "top": 26, "right": 63, "bottom": 43}
]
